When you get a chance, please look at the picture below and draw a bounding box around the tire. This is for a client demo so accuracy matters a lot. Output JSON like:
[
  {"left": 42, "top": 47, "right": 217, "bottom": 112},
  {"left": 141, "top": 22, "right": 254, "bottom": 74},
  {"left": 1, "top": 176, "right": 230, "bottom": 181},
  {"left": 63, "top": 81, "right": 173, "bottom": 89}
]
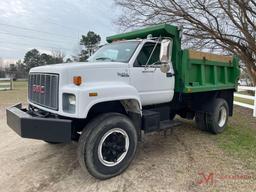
[
  {"left": 205, "top": 98, "right": 229, "bottom": 134},
  {"left": 78, "top": 113, "right": 138, "bottom": 180},
  {"left": 195, "top": 112, "right": 208, "bottom": 131},
  {"left": 170, "top": 111, "right": 176, "bottom": 120}
]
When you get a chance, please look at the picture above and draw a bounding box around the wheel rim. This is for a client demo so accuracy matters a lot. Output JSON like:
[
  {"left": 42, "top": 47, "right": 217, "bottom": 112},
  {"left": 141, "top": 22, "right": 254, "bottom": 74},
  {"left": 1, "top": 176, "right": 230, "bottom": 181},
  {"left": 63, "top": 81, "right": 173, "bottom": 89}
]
[
  {"left": 218, "top": 106, "right": 227, "bottom": 127},
  {"left": 98, "top": 128, "right": 129, "bottom": 167}
]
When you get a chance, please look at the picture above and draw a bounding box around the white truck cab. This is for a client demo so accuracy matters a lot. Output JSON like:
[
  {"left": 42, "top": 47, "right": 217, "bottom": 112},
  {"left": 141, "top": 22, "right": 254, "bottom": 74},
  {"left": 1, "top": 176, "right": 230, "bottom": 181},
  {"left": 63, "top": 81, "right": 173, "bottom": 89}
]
[{"left": 29, "top": 39, "right": 175, "bottom": 118}]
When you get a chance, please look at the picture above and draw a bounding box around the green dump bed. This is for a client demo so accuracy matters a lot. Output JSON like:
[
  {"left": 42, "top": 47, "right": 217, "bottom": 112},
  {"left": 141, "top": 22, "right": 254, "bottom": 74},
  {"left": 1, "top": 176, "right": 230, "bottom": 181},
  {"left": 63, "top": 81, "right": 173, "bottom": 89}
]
[
  {"left": 107, "top": 24, "right": 240, "bottom": 93},
  {"left": 179, "top": 49, "right": 240, "bottom": 93}
]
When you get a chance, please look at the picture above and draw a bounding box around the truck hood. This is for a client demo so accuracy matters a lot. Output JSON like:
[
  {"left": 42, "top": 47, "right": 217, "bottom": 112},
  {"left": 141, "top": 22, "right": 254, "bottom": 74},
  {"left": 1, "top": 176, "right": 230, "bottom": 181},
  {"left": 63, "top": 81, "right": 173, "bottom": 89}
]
[
  {"left": 29, "top": 61, "right": 130, "bottom": 85},
  {"left": 30, "top": 62, "right": 128, "bottom": 74}
]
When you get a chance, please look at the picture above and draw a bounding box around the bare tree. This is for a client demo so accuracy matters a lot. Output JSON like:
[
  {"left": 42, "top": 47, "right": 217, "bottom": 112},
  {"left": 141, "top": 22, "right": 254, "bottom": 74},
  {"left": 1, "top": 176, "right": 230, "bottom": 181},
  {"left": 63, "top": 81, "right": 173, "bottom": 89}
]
[
  {"left": 115, "top": 0, "right": 256, "bottom": 85},
  {"left": 51, "top": 50, "right": 65, "bottom": 63}
]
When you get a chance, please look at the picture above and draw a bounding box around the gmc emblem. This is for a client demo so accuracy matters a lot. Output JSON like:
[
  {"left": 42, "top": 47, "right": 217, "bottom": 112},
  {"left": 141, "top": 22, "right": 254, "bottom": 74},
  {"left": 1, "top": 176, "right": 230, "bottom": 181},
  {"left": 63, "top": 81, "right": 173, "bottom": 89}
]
[{"left": 32, "top": 85, "right": 45, "bottom": 94}]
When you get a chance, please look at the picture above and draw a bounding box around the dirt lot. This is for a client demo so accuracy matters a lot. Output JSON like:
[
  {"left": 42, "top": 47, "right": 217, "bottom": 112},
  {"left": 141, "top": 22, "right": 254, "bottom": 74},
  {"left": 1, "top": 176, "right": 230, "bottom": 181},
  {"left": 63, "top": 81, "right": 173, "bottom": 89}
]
[{"left": 0, "top": 82, "right": 256, "bottom": 192}]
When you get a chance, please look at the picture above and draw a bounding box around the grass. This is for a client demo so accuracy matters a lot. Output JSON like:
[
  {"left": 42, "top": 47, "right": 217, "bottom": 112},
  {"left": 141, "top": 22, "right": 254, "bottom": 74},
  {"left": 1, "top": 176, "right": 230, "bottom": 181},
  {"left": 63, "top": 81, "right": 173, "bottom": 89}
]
[
  {"left": 217, "top": 108, "right": 256, "bottom": 169},
  {"left": 0, "top": 80, "right": 28, "bottom": 105},
  {"left": 233, "top": 94, "right": 255, "bottom": 166},
  {"left": 218, "top": 126, "right": 256, "bottom": 156},
  {"left": 234, "top": 96, "right": 254, "bottom": 105}
]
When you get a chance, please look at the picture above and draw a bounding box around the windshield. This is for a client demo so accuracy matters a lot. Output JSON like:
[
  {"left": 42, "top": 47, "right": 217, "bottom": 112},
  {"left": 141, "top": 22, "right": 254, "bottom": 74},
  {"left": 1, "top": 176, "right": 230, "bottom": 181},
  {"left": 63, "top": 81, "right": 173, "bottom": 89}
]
[{"left": 88, "top": 41, "right": 140, "bottom": 63}]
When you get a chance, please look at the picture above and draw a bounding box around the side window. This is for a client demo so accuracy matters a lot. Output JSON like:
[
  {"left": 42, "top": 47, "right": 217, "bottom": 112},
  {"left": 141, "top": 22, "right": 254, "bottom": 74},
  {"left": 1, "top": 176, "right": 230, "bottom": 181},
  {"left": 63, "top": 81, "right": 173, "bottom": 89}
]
[{"left": 134, "top": 43, "right": 160, "bottom": 67}]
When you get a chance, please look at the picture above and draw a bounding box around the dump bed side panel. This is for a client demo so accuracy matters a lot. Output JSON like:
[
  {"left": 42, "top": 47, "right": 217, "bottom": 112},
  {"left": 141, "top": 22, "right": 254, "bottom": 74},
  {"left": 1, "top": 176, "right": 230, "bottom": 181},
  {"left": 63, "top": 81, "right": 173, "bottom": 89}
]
[{"left": 175, "top": 49, "right": 240, "bottom": 93}]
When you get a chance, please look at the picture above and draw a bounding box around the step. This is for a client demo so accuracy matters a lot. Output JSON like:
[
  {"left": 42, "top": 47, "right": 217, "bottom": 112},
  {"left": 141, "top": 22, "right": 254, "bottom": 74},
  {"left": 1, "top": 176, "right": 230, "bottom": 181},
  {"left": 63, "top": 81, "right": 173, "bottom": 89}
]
[{"left": 159, "top": 119, "right": 182, "bottom": 131}]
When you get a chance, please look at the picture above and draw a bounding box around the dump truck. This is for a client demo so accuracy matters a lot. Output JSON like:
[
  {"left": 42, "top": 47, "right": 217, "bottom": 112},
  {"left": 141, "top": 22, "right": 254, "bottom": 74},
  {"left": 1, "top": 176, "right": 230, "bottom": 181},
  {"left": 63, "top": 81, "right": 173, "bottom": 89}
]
[{"left": 6, "top": 24, "right": 240, "bottom": 179}]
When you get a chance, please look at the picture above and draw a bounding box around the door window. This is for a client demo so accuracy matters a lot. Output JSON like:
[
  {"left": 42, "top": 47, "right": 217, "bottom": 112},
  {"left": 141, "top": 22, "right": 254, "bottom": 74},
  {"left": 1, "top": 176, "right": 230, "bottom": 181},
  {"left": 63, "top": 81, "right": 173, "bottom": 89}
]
[{"left": 134, "top": 42, "right": 160, "bottom": 67}]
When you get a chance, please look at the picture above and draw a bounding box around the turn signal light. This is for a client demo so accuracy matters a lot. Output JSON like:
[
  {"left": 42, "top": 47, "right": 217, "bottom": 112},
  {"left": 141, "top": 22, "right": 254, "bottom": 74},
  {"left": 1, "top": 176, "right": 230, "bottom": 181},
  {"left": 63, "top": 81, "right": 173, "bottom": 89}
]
[
  {"left": 89, "top": 92, "right": 98, "bottom": 97},
  {"left": 73, "top": 76, "right": 82, "bottom": 86}
]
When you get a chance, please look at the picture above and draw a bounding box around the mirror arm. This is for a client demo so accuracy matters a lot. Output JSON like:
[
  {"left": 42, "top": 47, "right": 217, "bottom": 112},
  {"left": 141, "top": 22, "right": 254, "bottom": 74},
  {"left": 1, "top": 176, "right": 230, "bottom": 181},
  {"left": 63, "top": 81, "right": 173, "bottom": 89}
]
[
  {"left": 166, "top": 72, "right": 175, "bottom": 77},
  {"left": 144, "top": 37, "right": 161, "bottom": 69}
]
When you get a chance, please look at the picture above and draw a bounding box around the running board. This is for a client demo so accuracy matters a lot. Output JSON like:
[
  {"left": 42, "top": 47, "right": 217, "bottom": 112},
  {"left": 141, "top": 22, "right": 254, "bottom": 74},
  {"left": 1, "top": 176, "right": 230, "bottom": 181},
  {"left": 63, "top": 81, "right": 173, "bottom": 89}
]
[
  {"left": 142, "top": 109, "right": 182, "bottom": 133},
  {"left": 159, "top": 120, "right": 182, "bottom": 131}
]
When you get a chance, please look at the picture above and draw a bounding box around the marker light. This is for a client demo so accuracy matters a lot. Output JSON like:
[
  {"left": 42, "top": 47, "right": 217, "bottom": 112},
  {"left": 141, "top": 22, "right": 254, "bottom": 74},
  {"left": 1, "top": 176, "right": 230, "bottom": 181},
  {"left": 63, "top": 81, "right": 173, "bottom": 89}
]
[
  {"left": 89, "top": 92, "right": 98, "bottom": 97},
  {"left": 73, "top": 76, "right": 82, "bottom": 86}
]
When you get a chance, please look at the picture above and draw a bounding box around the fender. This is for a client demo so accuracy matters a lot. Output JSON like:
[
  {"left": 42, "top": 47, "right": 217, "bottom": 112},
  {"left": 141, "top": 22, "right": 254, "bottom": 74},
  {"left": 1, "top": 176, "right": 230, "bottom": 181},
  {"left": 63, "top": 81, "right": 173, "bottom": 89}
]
[{"left": 76, "top": 82, "right": 142, "bottom": 118}]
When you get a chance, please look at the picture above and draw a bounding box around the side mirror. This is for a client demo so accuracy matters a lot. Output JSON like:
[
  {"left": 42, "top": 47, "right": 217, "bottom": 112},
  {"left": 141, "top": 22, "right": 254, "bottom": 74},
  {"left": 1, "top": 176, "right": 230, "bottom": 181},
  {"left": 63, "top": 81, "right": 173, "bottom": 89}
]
[
  {"left": 160, "top": 39, "right": 170, "bottom": 63},
  {"left": 160, "top": 39, "right": 171, "bottom": 73}
]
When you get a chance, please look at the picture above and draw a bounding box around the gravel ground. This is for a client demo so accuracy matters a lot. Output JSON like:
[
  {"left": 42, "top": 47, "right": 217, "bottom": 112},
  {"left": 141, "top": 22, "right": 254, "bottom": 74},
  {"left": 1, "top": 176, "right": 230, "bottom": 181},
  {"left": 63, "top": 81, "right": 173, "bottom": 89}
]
[{"left": 0, "top": 88, "right": 255, "bottom": 192}]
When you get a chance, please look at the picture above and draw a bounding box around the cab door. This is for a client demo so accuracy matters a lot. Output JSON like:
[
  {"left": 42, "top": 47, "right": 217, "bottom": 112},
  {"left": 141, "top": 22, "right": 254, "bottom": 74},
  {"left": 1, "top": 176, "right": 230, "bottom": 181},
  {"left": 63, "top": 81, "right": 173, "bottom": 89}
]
[{"left": 129, "top": 41, "right": 175, "bottom": 106}]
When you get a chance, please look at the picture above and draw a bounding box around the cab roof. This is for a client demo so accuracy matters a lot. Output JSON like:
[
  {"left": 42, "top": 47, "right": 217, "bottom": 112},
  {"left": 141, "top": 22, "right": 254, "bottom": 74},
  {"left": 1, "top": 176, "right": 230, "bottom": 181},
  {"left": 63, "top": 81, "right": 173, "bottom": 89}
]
[{"left": 106, "top": 24, "right": 179, "bottom": 43}]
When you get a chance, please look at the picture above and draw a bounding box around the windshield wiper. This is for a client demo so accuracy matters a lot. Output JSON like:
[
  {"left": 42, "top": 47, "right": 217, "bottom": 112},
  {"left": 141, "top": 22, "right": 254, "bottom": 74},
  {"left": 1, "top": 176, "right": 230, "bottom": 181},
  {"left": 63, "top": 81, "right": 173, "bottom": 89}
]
[{"left": 95, "top": 57, "right": 114, "bottom": 61}]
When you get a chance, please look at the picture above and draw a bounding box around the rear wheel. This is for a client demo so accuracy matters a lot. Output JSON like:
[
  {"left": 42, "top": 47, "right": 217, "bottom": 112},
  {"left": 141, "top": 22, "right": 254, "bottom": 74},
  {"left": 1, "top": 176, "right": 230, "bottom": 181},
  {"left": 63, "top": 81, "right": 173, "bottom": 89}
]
[
  {"left": 206, "top": 99, "right": 229, "bottom": 134},
  {"left": 78, "top": 113, "right": 138, "bottom": 180},
  {"left": 195, "top": 112, "right": 208, "bottom": 131},
  {"left": 170, "top": 110, "right": 176, "bottom": 120}
]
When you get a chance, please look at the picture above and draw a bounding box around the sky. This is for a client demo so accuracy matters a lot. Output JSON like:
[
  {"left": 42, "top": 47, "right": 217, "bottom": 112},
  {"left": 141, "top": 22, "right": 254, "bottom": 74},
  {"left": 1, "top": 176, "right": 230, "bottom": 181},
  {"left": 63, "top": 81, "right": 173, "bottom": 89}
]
[{"left": 0, "top": 0, "right": 119, "bottom": 64}]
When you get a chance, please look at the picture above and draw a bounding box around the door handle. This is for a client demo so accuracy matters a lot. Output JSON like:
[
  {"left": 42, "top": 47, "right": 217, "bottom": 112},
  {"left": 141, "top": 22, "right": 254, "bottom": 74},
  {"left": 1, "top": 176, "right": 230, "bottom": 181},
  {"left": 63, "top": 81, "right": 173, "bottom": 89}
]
[{"left": 142, "top": 70, "right": 155, "bottom": 73}]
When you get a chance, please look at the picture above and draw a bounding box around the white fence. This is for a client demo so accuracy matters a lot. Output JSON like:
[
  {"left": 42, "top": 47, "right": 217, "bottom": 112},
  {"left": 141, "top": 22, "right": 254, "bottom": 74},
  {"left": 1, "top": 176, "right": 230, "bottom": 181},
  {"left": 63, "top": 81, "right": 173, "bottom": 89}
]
[
  {"left": 0, "top": 78, "right": 13, "bottom": 91},
  {"left": 234, "top": 86, "right": 256, "bottom": 117}
]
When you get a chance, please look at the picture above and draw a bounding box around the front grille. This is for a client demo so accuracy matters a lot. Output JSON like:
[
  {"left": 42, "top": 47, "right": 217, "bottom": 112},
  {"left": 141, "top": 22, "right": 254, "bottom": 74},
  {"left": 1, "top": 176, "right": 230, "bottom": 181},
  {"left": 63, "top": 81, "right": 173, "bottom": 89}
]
[{"left": 28, "top": 73, "right": 59, "bottom": 110}]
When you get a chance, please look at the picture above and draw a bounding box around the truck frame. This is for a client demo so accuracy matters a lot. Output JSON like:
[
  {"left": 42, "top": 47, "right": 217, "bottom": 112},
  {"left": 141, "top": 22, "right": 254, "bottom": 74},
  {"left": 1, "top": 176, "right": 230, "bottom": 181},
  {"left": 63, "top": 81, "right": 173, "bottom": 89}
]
[{"left": 6, "top": 24, "right": 240, "bottom": 179}]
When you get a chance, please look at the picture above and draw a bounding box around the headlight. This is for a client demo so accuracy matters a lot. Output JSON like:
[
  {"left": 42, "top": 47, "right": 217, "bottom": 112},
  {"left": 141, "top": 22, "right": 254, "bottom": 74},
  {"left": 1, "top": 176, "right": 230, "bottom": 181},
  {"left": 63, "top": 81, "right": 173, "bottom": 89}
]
[
  {"left": 63, "top": 93, "right": 76, "bottom": 113},
  {"left": 68, "top": 95, "right": 76, "bottom": 105}
]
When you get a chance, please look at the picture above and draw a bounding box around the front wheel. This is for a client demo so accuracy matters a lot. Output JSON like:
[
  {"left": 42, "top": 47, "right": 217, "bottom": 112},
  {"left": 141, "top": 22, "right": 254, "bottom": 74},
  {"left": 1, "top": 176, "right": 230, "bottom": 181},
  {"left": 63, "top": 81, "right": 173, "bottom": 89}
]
[{"left": 78, "top": 113, "right": 138, "bottom": 180}]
